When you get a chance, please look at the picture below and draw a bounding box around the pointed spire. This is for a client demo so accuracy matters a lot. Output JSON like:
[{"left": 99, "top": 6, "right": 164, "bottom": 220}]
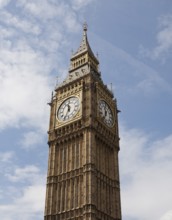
[
  {"left": 58, "top": 23, "right": 101, "bottom": 88},
  {"left": 71, "top": 23, "right": 98, "bottom": 62},
  {"left": 69, "top": 23, "right": 99, "bottom": 74},
  {"left": 83, "top": 22, "right": 88, "bottom": 36}
]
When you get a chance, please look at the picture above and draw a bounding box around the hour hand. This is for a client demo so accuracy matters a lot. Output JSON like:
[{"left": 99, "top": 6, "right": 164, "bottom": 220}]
[
  {"left": 67, "top": 104, "right": 71, "bottom": 112},
  {"left": 64, "top": 105, "right": 70, "bottom": 119}
]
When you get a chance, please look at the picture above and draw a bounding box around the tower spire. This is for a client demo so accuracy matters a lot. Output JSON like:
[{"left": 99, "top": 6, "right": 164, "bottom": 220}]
[
  {"left": 83, "top": 22, "right": 88, "bottom": 36},
  {"left": 69, "top": 23, "right": 99, "bottom": 72}
]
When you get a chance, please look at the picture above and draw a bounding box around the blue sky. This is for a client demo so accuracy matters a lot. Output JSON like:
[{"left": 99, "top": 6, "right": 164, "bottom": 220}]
[{"left": 0, "top": 0, "right": 172, "bottom": 219}]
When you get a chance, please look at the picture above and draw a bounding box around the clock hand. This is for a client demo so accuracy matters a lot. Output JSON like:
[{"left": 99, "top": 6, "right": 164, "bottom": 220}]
[
  {"left": 105, "top": 110, "right": 107, "bottom": 117},
  {"left": 64, "top": 104, "right": 71, "bottom": 119},
  {"left": 68, "top": 104, "right": 71, "bottom": 112}
]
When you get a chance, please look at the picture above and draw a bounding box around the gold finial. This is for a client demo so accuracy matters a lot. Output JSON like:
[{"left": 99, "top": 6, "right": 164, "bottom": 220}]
[{"left": 83, "top": 22, "right": 88, "bottom": 35}]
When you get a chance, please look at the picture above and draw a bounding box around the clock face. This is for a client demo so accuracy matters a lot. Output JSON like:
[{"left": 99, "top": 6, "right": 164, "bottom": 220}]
[
  {"left": 57, "top": 96, "right": 80, "bottom": 122},
  {"left": 99, "top": 100, "right": 114, "bottom": 127}
]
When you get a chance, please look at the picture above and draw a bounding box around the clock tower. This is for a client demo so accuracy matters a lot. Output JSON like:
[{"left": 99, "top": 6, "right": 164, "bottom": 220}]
[{"left": 44, "top": 24, "right": 122, "bottom": 220}]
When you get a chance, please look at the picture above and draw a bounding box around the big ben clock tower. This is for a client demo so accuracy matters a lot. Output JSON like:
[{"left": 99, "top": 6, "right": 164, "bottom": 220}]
[{"left": 44, "top": 24, "right": 122, "bottom": 220}]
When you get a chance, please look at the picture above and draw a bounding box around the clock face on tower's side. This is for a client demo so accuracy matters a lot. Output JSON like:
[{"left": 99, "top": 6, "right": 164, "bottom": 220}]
[
  {"left": 99, "top": 100, "right": 114, "bottom": 127},
  {"left": 57, "top": 96, "right": 80, "bottom": 122}
]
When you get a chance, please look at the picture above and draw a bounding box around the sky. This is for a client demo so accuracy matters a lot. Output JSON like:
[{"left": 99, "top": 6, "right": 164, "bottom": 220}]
[{"left": 0, "top": 0, "right": 172, "bottom": 219}]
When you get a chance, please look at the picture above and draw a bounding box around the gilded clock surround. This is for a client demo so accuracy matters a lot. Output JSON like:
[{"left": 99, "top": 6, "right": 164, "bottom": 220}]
[
  {"left": 56, "top": 92, "right": 82, "bottom": 127},
  {"left": 98, "top": 99, "right": 114, "bottom": 127},
  {"left": 44, "top": 24, "right": 122, "bottom": 220}
]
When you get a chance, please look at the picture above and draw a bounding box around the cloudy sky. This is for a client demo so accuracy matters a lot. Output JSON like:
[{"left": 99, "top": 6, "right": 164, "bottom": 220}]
[{"left": 0, "top": 0, "right": 172, "bottom": 219}]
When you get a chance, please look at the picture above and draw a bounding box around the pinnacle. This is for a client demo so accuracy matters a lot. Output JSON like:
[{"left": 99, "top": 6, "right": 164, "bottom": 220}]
[
  {"left": 83, "top": 22, "right": 88, "bottom": 34},
  {"left": 71, "top": 23, "right": 98, "bottom": 61}
]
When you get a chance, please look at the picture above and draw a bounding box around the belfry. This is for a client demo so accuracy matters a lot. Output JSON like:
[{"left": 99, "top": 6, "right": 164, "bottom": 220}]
[{"left": 44, "top": 24, "right": 122, "bottom": 220}]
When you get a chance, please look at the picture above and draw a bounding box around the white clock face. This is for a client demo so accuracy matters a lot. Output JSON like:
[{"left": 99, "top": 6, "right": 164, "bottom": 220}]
[
  {"left": 99, "top": 100, "right": 114, "bottom": 127},
  {"left": 57, "top": 97, "right": 80, "bottom": 122}
]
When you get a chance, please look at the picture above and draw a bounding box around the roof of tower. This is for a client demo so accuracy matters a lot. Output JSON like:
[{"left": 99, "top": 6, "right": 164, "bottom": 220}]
[
  {"left": 71, "top": 23, "right": 99, "bottom": 63},
  {"left": 55, "top": 23, "right": 101, "bottom": 89}
]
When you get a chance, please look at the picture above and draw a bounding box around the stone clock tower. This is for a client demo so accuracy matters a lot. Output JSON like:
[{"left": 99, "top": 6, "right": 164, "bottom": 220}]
[{"left": 44, "top": 24, "right": 122, "bottom": 220}]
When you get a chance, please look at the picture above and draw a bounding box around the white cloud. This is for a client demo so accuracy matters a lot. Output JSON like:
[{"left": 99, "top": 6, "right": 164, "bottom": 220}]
[
  {"left": 0, "top": 184, "right": 45, "bottom": 220},
  {"left": 0, "top": 19, "right": 53, "bottom": 132},
  {"left": 0, "top": 163, "right": 46, "bottom": 219},
  {"left": 0, "top": 11, "right": 41, "bottom": 35},
  {"left": 0, "top": 0, "right": 10, "bottom": 9},
  {"left": 151, "top": 135, "right": 172, "bottom": 161},
  {"left": 160, "top": 211, "right": 172, "bottom": 220},
  {"left": 139, "top": 14, "right": 172, "bottom": 61},
  {"left": 71, "top": 0, "right": 95, "bottom": 10},
  {"left": 20, "top": 131, "right": 44, "bottom": 149},
  {"left": 16, "top": 0, "right": 80, "bottom": 32},
  {"left": 0, "top": 151, "right": 14, "bottom": 162},
  {"left": 0, "top": 25, "right": 16, "bottom": 40},
  {"left": 120, "top": 125, "right": 172, "bottom": 220},
  {"left": 0, "top": 56, "right": 52, "bottom": 131},
  {"left": 5, "top": 165, "right": 43, "bottom": 183},
  {"left": 17, "top": 184, "right": 45, "bottom": 213},
  {"left": 17, "top": 0, "right": 59, "bottom": 20},
  {"left": 63, "top": 10, "right": 80, "bottom": 32},
  {"left": 0, "top": 151, "right": 15, "bottom": 178},
  {"left": 120, "top": 127, "right": 148, "bottom": 176},
  {"left": 0, "top": 152, "right": 15, "bottom": 178}
]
